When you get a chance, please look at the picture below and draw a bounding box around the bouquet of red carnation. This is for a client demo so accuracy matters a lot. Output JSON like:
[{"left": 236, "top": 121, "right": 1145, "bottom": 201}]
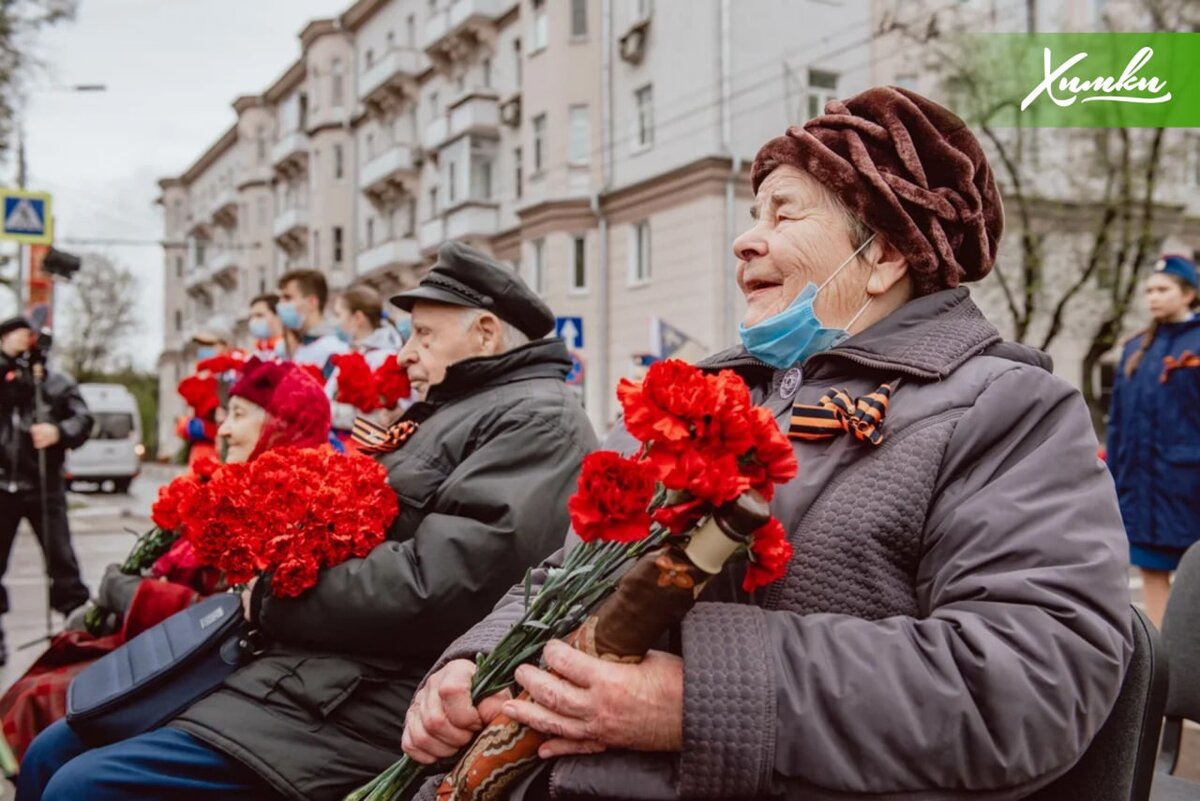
[
  {"left": 176, "top": 375, "right": 219, "bottom": 419},
  {"left": 83, "top": 457, "right": 224, "bottom": 636},
  {"left": 374, "top": 355, "right": 412, "bottom": 409},
  {"left": 332, "top": 352, "right": 412, "bottom": 413},
  {"left": 176, "top": 448, "right": 399, "bottom": 598},
  {"left": 352, "top": 360, "right": 798, "bottom": 801},
  {"left": 195, "top": 350, "right": 248, "bottom": 376},
  {"left": 331, "top": 353, "right": 381, "bottom": 413}
]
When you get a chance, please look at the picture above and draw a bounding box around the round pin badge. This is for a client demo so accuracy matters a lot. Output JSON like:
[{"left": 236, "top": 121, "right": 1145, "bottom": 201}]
[{"left": 780, "top": 367, "right": 802, "bottom": 399}]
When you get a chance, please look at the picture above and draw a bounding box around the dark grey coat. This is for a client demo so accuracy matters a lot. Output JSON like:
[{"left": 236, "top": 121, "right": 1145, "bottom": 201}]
[
  {"left": 172, "top": 339, "right": 598, "bottom": 801},
  {"left": 421, "top": 290, "right": 1133, "bottom": 801}
]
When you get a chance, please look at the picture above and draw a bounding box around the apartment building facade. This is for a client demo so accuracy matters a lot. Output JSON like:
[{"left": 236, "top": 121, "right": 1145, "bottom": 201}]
[{"left": 158, "top": 0, "right": 899, "bottom": 454}]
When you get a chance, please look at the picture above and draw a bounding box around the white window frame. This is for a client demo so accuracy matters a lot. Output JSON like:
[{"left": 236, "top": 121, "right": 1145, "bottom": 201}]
[
  {"left": 531, "top": 0, "right": 549, "bottom": 53},
  {"left": 568, "top": 105, "right": 590, "bottom": 166},
  {"left": 806, "top": 69, "right": 838, "bottom": 119},
  {"left": 634, "top": 85, "right": 653, "bottom": 150},
  {"left": 628, "top": 221, "right": 651, "bottom": 286},
  {"left": 571, "top": 0, "right": 589, "bottom": 38},
  {"left": 532, "top": 113, "right": 547, "bottom": 172},
  {"left": 331, "top": 59, "right": 345, "bottom": 108},
  {"left": 570, "top": 234, "right": 588, "bottom": 293},
  {"left": 532, "top": 238, "right": 547, "bottom": 295}
]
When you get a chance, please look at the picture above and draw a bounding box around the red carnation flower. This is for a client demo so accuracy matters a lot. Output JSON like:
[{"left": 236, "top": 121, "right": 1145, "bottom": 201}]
[
  {"left": 568, "top": 451, "right": 657, "bottom": 543},
  {"left": 617, "top": 360, "right": 713, "bottom": 450},
  {"left": 650, "top": 497, "right": 708, "bottom": 535},
  {"left": 177, "top": 374, "right": 219, "bottom": 419},
  {"left": 741, "top": 407, "right": 798, "bottom": 501},
  {"left": 375, "top": 355, "right": 412, "bottom": 409},
  {"left": 332, "top": 352, "right": 380, "bottom": 412},
  {"left": 742, "top": 517, "right": 793, "bottom": 593}
]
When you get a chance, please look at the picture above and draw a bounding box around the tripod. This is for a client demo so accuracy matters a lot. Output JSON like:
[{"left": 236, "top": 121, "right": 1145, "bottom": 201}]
[{"left": 30, "top": 362, "right": 56, "bottom": 638}]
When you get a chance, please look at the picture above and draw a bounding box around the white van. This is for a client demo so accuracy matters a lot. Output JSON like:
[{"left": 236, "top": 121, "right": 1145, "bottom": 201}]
[{"left": 64, "top": 383, "right": 143, "bottom": 494}]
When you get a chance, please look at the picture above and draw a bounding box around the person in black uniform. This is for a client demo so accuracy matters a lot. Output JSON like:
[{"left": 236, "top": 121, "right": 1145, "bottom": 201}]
[{"left": 0, "top": 317, "right": 93, "bottom": 664}]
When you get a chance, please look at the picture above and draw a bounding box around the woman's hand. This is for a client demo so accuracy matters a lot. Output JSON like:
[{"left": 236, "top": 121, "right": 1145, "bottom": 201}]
[
  {"left": 240, "top": 576, "right": 259, "bottom": 622},
  {"left": 503, "top": 640, "right": 684, "bottom": 759}
]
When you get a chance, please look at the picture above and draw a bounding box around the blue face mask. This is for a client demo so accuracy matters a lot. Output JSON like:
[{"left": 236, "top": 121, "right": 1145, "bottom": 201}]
[
  {"left": 277, "top": 301, "right": 304, "bottom": 331},
  {"left": 335, "top": 328, "right": 353, "bottom": 344},
  {"left": 248, "top": 318, "right": 273, "bottom": 341},
  {"left": 196, "top": 346, "right": 218, "bottom": 362},
  {"left": 738, "top": 235, "right": 876, "bottom": 370}
]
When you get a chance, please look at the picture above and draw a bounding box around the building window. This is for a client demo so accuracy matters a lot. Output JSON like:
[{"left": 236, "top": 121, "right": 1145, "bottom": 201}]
[
  {"left": 366, "top": 132, "right": 375, "bottom": 161},
  {"left": 531, "top": 0, "right": 548, "bottom": 52},
  {"left": 258, "top": 266, "right": 266, "bottom": 294},
  {"left": 807, "top": 69, "right": 838, "bottom": 119},
  {"left": 332, "top": 59, "right": 345, "bottom": 108},
  {"left": 407, "top": 14, "right": 416, "bottom": 45},
  {"left": 313, "top": 230, "right": 321, "bottom": 265},
  {"left": 514, "top": 146, "right": 523, "bottom": 198},
  {"left": 406, "top": 202, "right": 417, "bottom": 235},
  {"left": 532, "top": 238, "right": 546, "bottom": 294},
  {"left": 430, "top": 186, "right": 439, "bottom": 216},
  {"left": 365, "top": 48, "right": 375, "bottom": 70},
  {"left": 366, "top": 216, "right": 375, "bottom": 249},
  {"left": 333, "top": 226, "right": 344, "bottom": 263},
  {"left": 310, "top": 67, "right": 320, "bottom": 110},
  {"left": 514, "top": 38, "right": 522, "bottom": 83},
  {"left": 571, "top": 235, "right": 587, "bottom": 291},
  {"left": 428, "top": 0, "right": 436, "bottom": 15},
  {"left": 195, "top": 240, "right": 206, "bottom": 266},
  {"left": 430, "top": 91, "right": 440, "bottom": 117},
  {"left": 471, "top": 156, "right": 493, "bottom": 200},
  {"left": 633, "top": 0, "right": 652, "bottom": 20},
  {"left": 175, "top": 310, "right": 182, "bottom": 332},
  {"left": 630, "top": 221, "right": 650, "bottom": 284},
  {"left": 532, "top": 113, "right": 547, "bottom": 171},
  {"left": 386, "top": 30, "right": 395, "bottom": 48},
  {"left": 448, "top": 161, "right": 457, "bottom": 204},
  {"left": 482, "top": 57, "right": 492, "bottom": 88},
  {"left": 571, "top": 0, "right": 588, "bottom": 37},
  {"left": 256, "top": 197, "right": 267, "bottom": 225},
  {"left": 635, "top": 85, "right": 653, "bottom": 148},
  {"left": 334, "top": 144, "right": 345, "bottom": 179},
  {"left": 568, "top": 105, "right": 590, "bottom": 165},
  {"left": 174, "top": 256, "right": 183, "bottom": 278},
  {"left": 255, "top": 126, "right": 267, "bottom": 164}
]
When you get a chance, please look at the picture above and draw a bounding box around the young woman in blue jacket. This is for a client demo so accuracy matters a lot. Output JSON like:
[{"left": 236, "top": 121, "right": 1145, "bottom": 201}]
[{"left": 1108, "top": 253, "right": 1200, "bottom": 627}]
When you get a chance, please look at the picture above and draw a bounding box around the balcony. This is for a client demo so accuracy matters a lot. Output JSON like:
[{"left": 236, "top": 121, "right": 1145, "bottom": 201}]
[
  {"left": 237, "top": 164, "right": 274, "bottom": 190},
  {"left": 360, "top": 48, "right": 426, "bottom": 112},
  {"left": 419, "top": 216, "right": 446, "bottom": 253},
  {"left": 273, "top": 206, "right": 310, "bottom": 254},
  {"left": 444, "top": 202, "right": 499, "bottom": 241},
  {"left": 184, "top": 265, "right": 213, "bottom": 299},
  {"left": 356, "top": 237, "right": 422, "bottom": 278},
  {"left": 361, "top": 145, "right": 420, "bottom": 204},
  {"left": 272, "top": 130, "right": 309, "bottom": 176},
  {"left": 447, "top": 92, "right": 499, "bottom": 143},
  {"left": 211, "top": 249, "right": 239, "bottom": 289},
  {"left": 423, "top": 0, "right": 516, "bottom": 68},
  {"left": 210, "top": 187, "right": 238, "bottom": 228},
  {"left": 423, "top": 115, "right": 449, "bottom": 151}
]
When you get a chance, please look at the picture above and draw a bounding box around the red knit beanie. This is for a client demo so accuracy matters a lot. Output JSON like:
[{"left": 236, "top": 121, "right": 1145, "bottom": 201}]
[
  {"left": 751, "top": 86, "right": 1004, "bottom": 296},
  {"left": 230, "top": 358, "right": 331, "bottom": 460}
]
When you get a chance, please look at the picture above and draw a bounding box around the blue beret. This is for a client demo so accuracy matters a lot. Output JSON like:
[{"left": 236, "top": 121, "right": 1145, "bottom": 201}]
[{"left": 1154, "top": 254, "right": 1199, "bottom": 289}]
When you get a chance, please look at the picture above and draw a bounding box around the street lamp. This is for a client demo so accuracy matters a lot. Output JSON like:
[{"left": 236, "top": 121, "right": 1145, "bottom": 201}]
[{"left": 12, "top": 83, "right": 108, "bottom": 310}]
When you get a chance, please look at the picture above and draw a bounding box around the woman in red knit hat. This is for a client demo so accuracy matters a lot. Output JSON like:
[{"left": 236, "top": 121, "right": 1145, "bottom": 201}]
[{"left": 0, "top": 359, "right": 331, "bottom": 765}]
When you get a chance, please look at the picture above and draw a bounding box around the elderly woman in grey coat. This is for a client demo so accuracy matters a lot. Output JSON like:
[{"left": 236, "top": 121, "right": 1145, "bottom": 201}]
[{"left": 405, "top": 87, "right": 1132, "bottom": 801}]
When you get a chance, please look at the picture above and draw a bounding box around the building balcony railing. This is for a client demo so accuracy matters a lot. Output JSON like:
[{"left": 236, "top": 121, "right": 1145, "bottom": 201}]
[
  {"left": 361, "top": 145, "right": 420, "bottom": 203},
  {"left": 423, "top": 0, "right": 516, "bottom": 53},
  {"left": 273, "top": 206, "right": 310, "bottom": 244},
  {"left": 360, "top": 48, "right": 427, "bottom": 107},
  {"left": 210, "top": 187, "right": 238, "bottom": 228},
  {"left": 272, "top": 129, "right": 309, "bottom": 173},
  {"left": 419, "top": 216, "right": 446, "bottom": 253},
  {"left": 356, "top": 237, "right": 422, "bottom": 277},
  {"left": 444, "top": 201, "right": 499, "bottom": 241}
]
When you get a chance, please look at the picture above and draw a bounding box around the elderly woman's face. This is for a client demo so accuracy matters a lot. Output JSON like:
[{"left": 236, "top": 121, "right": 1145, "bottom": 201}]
[
  {"left": 734, "top": 165, "right": 870, "bottom": 329},
  {"left": 218, "top": 396, "right": 267, "bottom": 464}
]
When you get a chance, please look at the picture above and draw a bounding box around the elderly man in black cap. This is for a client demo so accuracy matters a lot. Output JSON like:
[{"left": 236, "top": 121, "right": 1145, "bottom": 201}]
[
  {"left": 0, "top": 316, "right": 92, "bottom": 665},
  {"left": 19, "top": 242, "right": 596, "bottom": 801}
]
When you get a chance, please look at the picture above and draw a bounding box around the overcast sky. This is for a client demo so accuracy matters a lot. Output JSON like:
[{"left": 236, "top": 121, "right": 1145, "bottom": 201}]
[{"left": 1, "top": 0, "right": 349, "bottom": 369}]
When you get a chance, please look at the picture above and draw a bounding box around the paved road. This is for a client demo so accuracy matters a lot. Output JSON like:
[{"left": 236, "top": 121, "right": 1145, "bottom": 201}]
[{"left": 0, "top": 463, "right": 1197, "bottom": 793}]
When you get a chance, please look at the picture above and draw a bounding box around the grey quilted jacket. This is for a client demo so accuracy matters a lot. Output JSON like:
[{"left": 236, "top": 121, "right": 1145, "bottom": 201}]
[{"left": 421, "top": 288, "right": 1133, "bottom": 801}]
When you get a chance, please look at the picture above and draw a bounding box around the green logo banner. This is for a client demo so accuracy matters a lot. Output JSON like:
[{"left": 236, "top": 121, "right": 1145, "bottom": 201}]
[{"left": 946, "top": 33, "right": 1200, "bottom": 127}]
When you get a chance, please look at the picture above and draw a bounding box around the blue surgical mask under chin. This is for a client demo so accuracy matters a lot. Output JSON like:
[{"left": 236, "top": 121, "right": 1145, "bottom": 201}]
[
  {"left": 335, "top": 328, "right": 353, "bottom": 344},
  {"left": 738, "top": 235, "right": 876, "bottom": 370},
  {"left": 248, "top": 319, "right": 273, "bottom": 341},
  {"left": 196, "top": 346, "right": 218, "bottom": 362},
  {"left": 277, "top": 302, "right": 304, "bottom": 331}
]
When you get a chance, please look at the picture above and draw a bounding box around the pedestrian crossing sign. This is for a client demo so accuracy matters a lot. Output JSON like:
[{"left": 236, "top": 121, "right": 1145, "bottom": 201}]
[{"left": 1, "top": 189, "right": 53, "bottom": 245}]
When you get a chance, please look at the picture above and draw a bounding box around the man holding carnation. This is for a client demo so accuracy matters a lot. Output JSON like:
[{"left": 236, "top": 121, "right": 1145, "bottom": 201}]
[{"left": 15, "top": 241, "right": 596, "bottom": 801}]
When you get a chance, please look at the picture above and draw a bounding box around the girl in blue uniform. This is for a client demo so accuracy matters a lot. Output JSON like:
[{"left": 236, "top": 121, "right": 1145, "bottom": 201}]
[{"left": 1108, "top": 253, "right": 1200, "bottom": 627}]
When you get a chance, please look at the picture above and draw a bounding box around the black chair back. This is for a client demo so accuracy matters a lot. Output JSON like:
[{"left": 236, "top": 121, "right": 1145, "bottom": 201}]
[
  {"left": 1025, "top": 606, "right": 1168, "bottom": 801},
  {"left": 1158, "top": 542, "right": 1200, "bottom": 774}
]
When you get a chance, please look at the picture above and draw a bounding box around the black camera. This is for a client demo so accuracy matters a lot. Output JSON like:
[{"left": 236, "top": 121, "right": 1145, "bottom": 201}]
[{"left": 28, "top": 328, "right": 53, "bottom": 366}]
